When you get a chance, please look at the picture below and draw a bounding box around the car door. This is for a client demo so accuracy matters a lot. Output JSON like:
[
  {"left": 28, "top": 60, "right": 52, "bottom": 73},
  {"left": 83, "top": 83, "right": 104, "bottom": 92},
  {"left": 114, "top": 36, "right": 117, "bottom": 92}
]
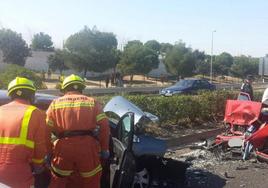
[
  {"left": 199, "top": 80, "right": 210, "bottom": 90},
  {"left": 191, "top": 80, "right": 201, "bottom": 93},
  {"left": 110, "top": 112, "right": 136, "bottom": 188}
]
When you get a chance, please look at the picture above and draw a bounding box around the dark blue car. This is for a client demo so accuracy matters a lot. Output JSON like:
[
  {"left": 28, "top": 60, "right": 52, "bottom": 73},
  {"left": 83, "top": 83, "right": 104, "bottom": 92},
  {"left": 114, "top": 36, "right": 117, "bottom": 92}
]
[{"left": 159, "top": 78, "right": 216, "bottom": 96}]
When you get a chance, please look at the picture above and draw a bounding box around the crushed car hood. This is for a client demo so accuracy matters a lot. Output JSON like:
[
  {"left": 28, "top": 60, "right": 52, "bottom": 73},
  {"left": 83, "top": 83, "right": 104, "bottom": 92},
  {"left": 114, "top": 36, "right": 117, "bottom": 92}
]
[
  {"left": 224, "top": 100, "right": 262, "bottom": 126},
  {"left": 104, "top": 96, "right": 158, "bottom": 124},
  {"left": 104, "top": 96, "right": 166, "bottom": 156}
]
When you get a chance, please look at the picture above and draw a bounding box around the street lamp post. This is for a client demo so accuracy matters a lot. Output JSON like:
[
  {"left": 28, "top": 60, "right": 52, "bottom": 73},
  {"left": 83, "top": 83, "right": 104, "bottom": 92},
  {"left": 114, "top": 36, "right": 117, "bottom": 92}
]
[{"left": 210, "top": 30, "right": 216, "bottom": 83}]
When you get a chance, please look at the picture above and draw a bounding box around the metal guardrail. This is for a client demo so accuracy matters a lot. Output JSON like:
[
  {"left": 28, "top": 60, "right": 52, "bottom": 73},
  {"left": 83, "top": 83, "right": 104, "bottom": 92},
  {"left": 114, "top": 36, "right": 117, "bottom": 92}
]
[
  {"left": 39, "top": 84, "right": 241, "bottom": 96},
  {"left": 39, "top": 86, "right": 165, "bottom": 96},
  {"left": 39, "top": 84, "right": 245, "bottom": 95},
  {"left": 215, "top": 83, "right": 241, "bottom": 90},
  {"left": 39, "top": 82, "right": 267, "bottom": 96}
]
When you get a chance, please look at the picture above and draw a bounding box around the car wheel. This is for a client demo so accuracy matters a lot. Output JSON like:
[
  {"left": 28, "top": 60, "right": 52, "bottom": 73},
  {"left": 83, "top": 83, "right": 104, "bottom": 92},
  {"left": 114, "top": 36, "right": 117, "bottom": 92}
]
[{"left": 132, "top": 168, "right": 150, "bottom": 188}]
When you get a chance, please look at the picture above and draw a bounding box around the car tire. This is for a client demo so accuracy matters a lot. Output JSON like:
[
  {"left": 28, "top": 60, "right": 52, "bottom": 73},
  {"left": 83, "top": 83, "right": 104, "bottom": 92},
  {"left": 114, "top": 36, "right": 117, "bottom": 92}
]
[{"left": 132, "top": 168, "right": 150, "bottom": 188}]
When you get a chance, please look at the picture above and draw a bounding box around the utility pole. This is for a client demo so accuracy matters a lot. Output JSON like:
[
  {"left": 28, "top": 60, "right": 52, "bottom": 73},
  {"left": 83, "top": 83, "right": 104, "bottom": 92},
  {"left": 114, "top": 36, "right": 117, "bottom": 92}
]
[{"left": 210, "top": 30, "right": 216, "bottom": 83}]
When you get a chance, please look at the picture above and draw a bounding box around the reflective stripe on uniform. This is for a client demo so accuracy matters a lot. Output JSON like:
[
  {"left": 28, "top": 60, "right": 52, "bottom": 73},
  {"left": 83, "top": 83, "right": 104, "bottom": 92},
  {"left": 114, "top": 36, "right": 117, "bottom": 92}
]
[
  {"left": 0, "top": 106, "right": 36, "bottom": 149},
  {"left": 46, "top": 118, "right": 54, "bottom": 127},
  {"left": 51, "top": 101, "right": 95, "bottom": 110},
  {"left": 96, "top": 113, "right": 107, "bottom": 122},
  {"left": 51, "top": 164, "right": 73, "bottom": 176},
  {"left": 80, "top": 164, "right": 102, "bottom": 178},
  {"left": 32, "top": 158, "right": 44, "bottom": 164}
]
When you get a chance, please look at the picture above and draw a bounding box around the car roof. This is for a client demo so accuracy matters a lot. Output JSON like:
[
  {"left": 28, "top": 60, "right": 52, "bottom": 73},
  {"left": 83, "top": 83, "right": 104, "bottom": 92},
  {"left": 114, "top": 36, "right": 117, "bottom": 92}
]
[
  {"left": 0, "top": 90, "right": 58, "bottom": 110},
  {"left": 0, "top": 90, "right": 8, "bottom": 98}
]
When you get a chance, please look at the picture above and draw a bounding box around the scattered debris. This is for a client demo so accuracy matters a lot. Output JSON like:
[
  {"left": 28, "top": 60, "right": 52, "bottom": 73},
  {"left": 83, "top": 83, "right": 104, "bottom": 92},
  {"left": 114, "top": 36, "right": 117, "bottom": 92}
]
[{"left": 166, "top": 145, "right": 268, "bottom": 187}]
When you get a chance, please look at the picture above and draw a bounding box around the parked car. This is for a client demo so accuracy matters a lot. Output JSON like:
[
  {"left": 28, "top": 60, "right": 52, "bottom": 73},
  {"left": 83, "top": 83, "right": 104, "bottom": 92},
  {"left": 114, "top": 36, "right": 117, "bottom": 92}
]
[
  {"left": 0, "top": 91, "right": 189, "bottom": 188},
  {"left": 159, "top": 78, "right": 215, "bottom": 96}
]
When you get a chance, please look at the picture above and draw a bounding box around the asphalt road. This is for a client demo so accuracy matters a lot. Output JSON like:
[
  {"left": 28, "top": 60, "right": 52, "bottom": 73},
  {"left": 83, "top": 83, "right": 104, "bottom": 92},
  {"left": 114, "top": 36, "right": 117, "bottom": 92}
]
[{"left": 168, "top": 148, "right": 268, "bottom": 188}]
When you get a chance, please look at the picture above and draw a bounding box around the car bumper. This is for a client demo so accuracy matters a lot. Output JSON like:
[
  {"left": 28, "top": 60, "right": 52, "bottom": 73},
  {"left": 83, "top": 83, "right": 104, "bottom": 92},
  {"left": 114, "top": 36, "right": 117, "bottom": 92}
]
[{"left": 164, "top": 93, "right": 173, "bottom": 96}]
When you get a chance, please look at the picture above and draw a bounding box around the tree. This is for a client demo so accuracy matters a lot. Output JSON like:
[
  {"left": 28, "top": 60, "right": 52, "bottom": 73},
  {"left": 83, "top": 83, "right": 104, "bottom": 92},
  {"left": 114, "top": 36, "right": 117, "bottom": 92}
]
[
  {"left": 110, "top": 48, "right": 122, "bottom": 73},
  {"left": 145, "top": 40, "right": 161, "bottom": 53},
  {"left": 193, "top": 50, "right": 210, "bottom": 76},
  {"left": 47, "top": 49, "right": 69, "bottom": 74},
  {"left": 230, "top": 55, "right": 258, "bottom": 78},
  {"left": 0, "top": 28, "right": 30, "bottom": 66},
  {"left": 123, "top": 40, "right": 143, "bottom": 50},
  {"left": 164, "top": 42, "right": 195, "bottom": 77},
  {"left": 0, "top": 64, "right": 46, "bottom": 89},
  {"left": 195, "top": 59, "right": 210, "bottom": 77},
  {"left": 31, "top": 32, "right": 54, "bottom": 51},
  {"left": 64, "top": 26, "right": 118, "bottom": 77},
  {"left": 214, "top": 52, "right": 233, "bottom": 76},
  {"left": 160, "top": 43, "right": 173, "bottom": 54},
  {"left": 117, "top": 41, "right": 159, "bottom": 77}
]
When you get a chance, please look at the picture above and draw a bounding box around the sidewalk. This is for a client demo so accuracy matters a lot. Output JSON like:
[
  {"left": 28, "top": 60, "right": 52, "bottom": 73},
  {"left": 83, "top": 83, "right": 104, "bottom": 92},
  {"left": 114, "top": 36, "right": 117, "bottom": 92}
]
[{"left": 44, "top": 75, "right": 172, "bottom": 89}]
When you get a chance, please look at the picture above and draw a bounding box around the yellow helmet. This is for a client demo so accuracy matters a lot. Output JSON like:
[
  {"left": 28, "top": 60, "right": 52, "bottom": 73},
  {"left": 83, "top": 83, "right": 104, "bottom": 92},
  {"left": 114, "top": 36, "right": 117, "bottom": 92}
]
[
  {"left": 61, "top": 74, "right": 86, "bottom": 90},
  {"left": 7, "top": 77, "right": 36, "bottom": 96}
]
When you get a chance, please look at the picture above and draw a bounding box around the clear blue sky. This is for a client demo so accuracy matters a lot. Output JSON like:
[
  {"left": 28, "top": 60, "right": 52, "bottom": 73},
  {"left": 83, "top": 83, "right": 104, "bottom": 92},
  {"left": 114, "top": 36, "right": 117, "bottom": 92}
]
[{"left": 0, "top": 0, "right": 268, "bottom": 57}]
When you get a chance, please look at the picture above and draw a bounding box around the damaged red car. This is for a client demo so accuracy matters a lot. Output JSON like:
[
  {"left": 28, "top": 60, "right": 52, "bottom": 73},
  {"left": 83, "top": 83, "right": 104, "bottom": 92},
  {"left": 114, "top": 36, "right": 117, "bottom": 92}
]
[{"left": 206, "top": 92, "right": 268, "bottom": 162}]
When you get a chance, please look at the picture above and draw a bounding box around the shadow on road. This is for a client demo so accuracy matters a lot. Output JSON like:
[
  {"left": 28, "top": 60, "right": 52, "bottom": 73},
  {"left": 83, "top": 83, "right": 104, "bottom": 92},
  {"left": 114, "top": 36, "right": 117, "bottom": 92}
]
[{"left": 186, "top": 169, "right": 226, "bottom": 188}]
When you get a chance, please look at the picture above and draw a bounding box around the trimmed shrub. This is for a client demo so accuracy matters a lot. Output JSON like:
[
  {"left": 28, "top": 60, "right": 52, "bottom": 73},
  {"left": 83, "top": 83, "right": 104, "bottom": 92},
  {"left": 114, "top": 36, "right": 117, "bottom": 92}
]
[
  {"left": 96, "top": 90, "right": 263, "bottom": 126},
  {"left": 0, "top": 64, "right": 47, "bottom": 89},
  {"left": 96, "top": 90, "right": 241, "bottom": 125},
  {"left": 126, "top": 91, "right": 235, "bottom": 125}
]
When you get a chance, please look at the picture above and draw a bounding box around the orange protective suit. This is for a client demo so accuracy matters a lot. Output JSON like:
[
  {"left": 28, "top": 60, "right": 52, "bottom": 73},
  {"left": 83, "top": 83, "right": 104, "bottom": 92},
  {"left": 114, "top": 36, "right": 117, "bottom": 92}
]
[
  {"left": 46, "top": 92, "right": 110, "bottom": 188},
  {"left": 0, "top": 99, "right": 48, "bottom": 188}
]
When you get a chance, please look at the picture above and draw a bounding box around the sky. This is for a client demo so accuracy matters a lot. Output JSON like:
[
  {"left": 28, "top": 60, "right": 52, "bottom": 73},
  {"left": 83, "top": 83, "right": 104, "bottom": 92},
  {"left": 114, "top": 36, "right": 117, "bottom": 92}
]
[{"left": 0, "top": 0, "right": 268, "bottom": 57}]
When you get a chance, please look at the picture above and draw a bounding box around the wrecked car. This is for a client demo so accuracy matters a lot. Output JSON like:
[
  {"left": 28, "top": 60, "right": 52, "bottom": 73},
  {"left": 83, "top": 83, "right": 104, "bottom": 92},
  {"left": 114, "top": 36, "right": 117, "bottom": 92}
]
[
  {"left": 205, "top": 92, "right": 261, "bottom": 149},
  {"left": 103, "top": 96, "right": 189, "bottom": 188},
  {"left": 213, "top": 99, "right": 262, "bottom": 148},
  {"left": 0, "top": 91, "right": 189, "bottom": 188},
  {"left": 240, "top": 122, "right": 268, "bottom": 161},
  {"left": 204, "top": 92, "right": 268, "bottom": 162}
]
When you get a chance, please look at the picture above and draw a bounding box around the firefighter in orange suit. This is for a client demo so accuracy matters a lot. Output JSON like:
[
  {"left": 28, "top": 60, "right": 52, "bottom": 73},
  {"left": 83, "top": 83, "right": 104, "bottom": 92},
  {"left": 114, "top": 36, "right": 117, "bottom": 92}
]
[
  {"left": 47, "top": 74, "right": 110, "bottom": 188},
  {"left": 0, "top": 77, "right": 48, "bottom": 188}
]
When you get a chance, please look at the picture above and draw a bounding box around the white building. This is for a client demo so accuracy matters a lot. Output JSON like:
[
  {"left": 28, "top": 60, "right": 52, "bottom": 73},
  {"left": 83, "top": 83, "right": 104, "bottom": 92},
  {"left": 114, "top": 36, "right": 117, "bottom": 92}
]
[
  {"left": 259, "top": 56, "right": 268, "bottom": 77},
  {"left": 0, "top": 51, "right": 169, "bottom": 77}
]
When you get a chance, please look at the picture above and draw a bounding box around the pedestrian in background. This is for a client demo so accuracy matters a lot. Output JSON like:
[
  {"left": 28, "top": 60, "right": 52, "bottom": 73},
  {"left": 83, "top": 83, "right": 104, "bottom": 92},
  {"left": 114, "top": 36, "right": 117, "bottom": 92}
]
[
  {"left": 47, "top": 69, "right": 52, "bottom": 80},
  {"left": 105, "top": 76, "right": 109, "bottom": 88},
  {"left": 241, "top": 75, "right": 254, "bottom": 100}
]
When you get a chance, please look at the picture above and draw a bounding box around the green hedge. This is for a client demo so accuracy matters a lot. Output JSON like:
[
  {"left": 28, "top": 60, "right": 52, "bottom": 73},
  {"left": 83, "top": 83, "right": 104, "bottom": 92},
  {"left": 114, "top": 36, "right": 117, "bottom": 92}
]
[
  {"left": 97, "top": 90, "right": 263, "bottom": 126},
  {"left": 0, "top": 64, "right": 47, "bottom": 89}
]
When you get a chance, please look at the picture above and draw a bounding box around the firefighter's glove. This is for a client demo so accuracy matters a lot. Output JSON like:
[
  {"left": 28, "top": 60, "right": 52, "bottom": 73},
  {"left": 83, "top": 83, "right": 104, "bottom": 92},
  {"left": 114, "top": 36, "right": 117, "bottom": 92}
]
[
  {"left": 45, "top": 154, "right": 52, "bottom": 168},
  {"left": 32, "top": 166, "right": 45, "bottom": 175}
]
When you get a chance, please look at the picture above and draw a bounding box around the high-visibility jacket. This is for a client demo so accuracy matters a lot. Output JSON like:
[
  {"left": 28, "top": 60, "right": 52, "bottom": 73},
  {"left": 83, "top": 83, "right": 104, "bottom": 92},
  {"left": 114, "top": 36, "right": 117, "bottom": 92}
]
[
  {"left": 0, "top": 99, "right": 48, "bottom": 188},
  {"left": 46, "top": 92, "right": 110, "bottom": 179}
]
